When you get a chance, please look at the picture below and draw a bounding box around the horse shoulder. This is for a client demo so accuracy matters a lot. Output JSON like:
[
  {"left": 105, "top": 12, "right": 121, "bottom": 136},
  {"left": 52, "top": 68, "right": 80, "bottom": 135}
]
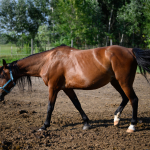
[{"left": 40, "top": 51, "right": 66, "bottom": 87}]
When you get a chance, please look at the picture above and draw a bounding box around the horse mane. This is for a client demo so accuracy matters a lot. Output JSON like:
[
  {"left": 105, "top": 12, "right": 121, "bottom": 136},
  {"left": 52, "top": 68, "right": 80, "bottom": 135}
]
[
  {"left": 9, "top": 61, "right": 32, "bottom": 91},
  {"left": 0, "top": 67, "right": 4, "bottom": 78}
]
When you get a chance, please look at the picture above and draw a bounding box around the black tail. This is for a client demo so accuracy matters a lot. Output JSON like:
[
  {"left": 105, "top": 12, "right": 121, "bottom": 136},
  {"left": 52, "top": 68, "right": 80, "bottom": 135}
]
[{"left": 133, "top": 48, "right": 150, "bottom": 82}]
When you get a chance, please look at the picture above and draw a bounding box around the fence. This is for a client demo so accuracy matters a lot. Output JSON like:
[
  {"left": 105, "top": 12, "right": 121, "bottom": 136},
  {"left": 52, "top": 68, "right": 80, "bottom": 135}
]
[
  {"left": 0, "top": 44, "right": 53, "bottom": 56},
  {"left": 0, "top": 44, "right": 106, "bottom": 57},
  {"left": 0, "top": 44, "right": 53, "bottom": 65}
]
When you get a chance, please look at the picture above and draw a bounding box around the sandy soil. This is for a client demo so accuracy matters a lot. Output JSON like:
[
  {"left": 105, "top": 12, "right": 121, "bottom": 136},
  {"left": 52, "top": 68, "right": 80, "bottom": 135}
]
[{"left": 0, "top": 74, "right": 150, "bottom": 150}]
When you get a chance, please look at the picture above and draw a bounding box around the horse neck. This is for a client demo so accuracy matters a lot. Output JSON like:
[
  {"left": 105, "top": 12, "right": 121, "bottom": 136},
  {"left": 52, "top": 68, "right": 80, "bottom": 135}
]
[{"left": 17, "top": 52, "right": 48, "bottom": 77}]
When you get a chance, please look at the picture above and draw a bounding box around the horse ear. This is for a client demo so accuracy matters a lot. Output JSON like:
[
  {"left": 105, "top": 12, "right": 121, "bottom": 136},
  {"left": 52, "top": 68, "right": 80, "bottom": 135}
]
[{"left": 3, "top": 59, "right": 7, "bottom": 68}]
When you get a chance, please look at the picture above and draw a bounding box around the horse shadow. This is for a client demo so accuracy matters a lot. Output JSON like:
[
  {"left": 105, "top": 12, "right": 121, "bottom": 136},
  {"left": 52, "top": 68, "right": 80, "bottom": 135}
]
[
  {"left": 61, "top": 116, "right": 150, "bottom": 131},
  {"left": 62, "top": 118, "right": 114, "bottom": 129},
  {"left": 61, "top": 118, "right": 113, "bottom": 129}
]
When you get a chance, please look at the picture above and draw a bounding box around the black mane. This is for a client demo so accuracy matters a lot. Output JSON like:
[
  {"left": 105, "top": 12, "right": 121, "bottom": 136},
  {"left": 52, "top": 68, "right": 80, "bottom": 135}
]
[
  {"left": 9, "top": 61, "right": 32, "bottom": 91},
  {"left": 0, "top": 66, "right": 4, "bottom": 78}
]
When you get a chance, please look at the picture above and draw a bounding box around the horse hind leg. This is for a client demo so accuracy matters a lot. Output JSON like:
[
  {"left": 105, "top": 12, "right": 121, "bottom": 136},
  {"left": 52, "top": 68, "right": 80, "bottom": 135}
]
[
  {"left": 111, "top": 79, "right": 129, "bottom": 126},
  {"left": 63, "top": 89, "right": 91, "bottom": 130},
  {"left": 118, "top": 84, "right": 138, "bottom": 133}
]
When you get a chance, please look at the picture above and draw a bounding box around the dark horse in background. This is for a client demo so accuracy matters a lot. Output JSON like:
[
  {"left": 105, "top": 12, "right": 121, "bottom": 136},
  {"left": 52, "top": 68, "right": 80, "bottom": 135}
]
[{"left": 0, "top": 45, "right": 150, "bottom": 133}]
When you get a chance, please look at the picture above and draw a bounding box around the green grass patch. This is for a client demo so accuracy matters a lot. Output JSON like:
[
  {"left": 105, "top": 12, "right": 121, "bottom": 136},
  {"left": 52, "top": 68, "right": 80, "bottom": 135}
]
[
  {"left": 136, "top": 66, "right": 141, "bottom": 73},
  {"left": 0, "top": 44, "right": 30, "bottom": 65},
  {"left": 0, "top": 44, "right": 18, "bottom": 55},
  {"left": 0, "top": 55, "right": 29, "bottom": 66},
  {"left": 0, "top": 43, "right": 31, "bottom": 56}
]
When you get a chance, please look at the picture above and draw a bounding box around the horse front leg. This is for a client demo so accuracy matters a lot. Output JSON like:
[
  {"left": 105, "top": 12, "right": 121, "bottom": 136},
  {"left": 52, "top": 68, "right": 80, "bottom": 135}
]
[
  {"left": 114, "top": 99, "right": 129, "bottom": 126},
  {"left": 39, "top": 88, "right": 58, "bottom": 131},
  {"left": 63, "top": 89, "right": 91, "bottom": 130}
]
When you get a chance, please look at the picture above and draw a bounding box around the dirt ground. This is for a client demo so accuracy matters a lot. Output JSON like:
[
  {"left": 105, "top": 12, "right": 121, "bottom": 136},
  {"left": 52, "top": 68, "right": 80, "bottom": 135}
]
[{"left": 0, "top": 74, "right": 150, "bottom": 150}]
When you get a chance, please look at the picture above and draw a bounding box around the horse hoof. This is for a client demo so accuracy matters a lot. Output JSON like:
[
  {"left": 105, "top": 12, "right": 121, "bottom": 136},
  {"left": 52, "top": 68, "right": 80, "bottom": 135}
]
[
  {"left": 83, "top": 124, "right": 91, "bottom": 130},
  {"left": 37, "top": 125, "right": 47, "bottom": 131},
  {"left": 126, "top": 124, "right": 135, "bottom": 133},
  {"left": 114, "top": 120, "right": 119, "bottom": 126},
  {"left": 126, "top": 128, "right": 135, "bottom": 133}
]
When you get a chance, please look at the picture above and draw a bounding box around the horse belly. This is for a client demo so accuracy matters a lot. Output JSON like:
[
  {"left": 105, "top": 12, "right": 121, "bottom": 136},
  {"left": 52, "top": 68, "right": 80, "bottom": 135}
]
[
  {"left": 65, "top": 72, "right": 112, "bottom": 90},
  {"left": 87, "top": 76, "right": 111, "bottom": 90}
]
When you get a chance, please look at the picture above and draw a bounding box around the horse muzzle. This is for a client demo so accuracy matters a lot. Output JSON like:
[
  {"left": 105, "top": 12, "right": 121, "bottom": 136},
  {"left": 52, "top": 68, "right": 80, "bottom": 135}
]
[{"left": 0, "top": 93, "right": 5, "bottom": 101}]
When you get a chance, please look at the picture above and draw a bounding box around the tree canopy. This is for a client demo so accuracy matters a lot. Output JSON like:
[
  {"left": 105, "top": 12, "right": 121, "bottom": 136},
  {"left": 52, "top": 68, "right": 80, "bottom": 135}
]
[{"left": 0, "top": 0, "right": 150, "bottom": 49}]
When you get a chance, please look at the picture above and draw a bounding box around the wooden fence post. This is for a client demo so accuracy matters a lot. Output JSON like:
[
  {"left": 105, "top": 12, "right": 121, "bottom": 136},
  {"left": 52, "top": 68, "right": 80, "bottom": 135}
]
[
  {"left": 11, "top": 46, "right": 12, "bottom": 56},
  {"left": 31, "top": 39, "right": 33, "bottom": 55},
  {"left": 71, "top": 39, "right": 73, "bottom": 47},
  {"left": 110, "top": 39, "right": 113, "bottom": 46}
]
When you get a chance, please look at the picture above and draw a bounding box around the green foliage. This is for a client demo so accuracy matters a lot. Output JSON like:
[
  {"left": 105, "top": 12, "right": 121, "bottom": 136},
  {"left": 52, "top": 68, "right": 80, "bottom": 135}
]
[
  {"left": 117, "top": 0, "right": 147, "bottom": 47},
  {"left": 35, "top": 25, "right": 50, "bottom": 51},
  {"left": 143, "top": 1, "right": 150, "bottom": 49},
  {"left": 117, "top": 0, "right": 142, "bottom": 34},
  {"left": 0, "top": 34, "right": 8, "bottom": 44},
  {"left": 50, "top": 0, "right": 103, "bottom": 47},
  {"left": 0, "top": 0, "right": 46, "bottom": 39},
  {"left": 1, "top": 0, "right": 150, "bottom": 49},
  {"left": 23, "top": 43, "right": 30, "bottom": 54}
]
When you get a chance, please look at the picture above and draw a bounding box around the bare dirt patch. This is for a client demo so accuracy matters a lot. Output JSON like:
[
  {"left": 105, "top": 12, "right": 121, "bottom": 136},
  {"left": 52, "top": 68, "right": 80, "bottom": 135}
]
[{"left": 0, "top": 74, "right": 150, "bottom": 150}]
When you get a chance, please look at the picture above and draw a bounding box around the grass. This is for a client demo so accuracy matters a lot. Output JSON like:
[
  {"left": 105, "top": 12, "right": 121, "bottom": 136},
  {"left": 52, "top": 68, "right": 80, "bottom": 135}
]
[
  {"left": 0, "top": 44, "right": 18, "bottom": 55},
  {"left": 0, "top": 44, "right": 30, "bottom": 65},
  {"left": 136, "top": 66, "right": 141, "bottom": 73},
  {"left": 0, "top": 55, "right": 29, "bottom": 66},
  {"left": 0, "top": 44, "right": 53, "bottom": 65}
]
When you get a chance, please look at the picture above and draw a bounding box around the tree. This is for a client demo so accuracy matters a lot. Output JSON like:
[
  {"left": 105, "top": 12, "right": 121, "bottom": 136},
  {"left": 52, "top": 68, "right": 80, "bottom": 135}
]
[
  {"left": 1, "top": 0, "right": 150, "bottom": 49},
  {"left": 143, "top": 1, "right": 150, "bottom": 48},
  {"left": 117, "top": 0, "right": 146, "bottom": 47},
  {"left": 49, "top": 0, "right": 103, "bottom": 47},
  {"left": 0, "top": 0, "right": 46, "bottom": 40},
  {"left": 35, "top": 25, "right": 51, "bottom": 52}
]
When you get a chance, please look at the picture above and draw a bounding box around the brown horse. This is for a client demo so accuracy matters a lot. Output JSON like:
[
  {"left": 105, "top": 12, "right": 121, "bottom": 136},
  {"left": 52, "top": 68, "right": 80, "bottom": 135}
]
[{"left": 0, "top": 45, "right": 150, "bottom": 133}]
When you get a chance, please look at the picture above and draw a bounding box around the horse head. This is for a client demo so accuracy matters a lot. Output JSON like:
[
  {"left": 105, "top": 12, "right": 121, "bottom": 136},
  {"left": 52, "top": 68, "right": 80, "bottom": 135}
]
[{"left": 0, "top": 59, "right": 16, "bottom": 101}]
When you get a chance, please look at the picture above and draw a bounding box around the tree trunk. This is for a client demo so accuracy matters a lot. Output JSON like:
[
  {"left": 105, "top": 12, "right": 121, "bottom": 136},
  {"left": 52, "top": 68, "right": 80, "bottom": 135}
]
[
  {"left": 31, "top": 39, "right": 33, "bottom": 55},
  {"left": 106, "top": 6, "right": 114, "bottom": 46}
]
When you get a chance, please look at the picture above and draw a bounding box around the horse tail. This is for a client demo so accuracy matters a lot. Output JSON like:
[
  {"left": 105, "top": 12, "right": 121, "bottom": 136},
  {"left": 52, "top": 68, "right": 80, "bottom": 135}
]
[{"left": 132, "top": 48, "right": 150, "bottom": 82}]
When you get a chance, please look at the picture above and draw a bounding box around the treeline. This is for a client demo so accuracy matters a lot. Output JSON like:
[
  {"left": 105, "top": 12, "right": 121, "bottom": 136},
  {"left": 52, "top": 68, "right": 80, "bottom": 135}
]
[{"left": 0, "top": 0, "right": 150, "bottom": 50}]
